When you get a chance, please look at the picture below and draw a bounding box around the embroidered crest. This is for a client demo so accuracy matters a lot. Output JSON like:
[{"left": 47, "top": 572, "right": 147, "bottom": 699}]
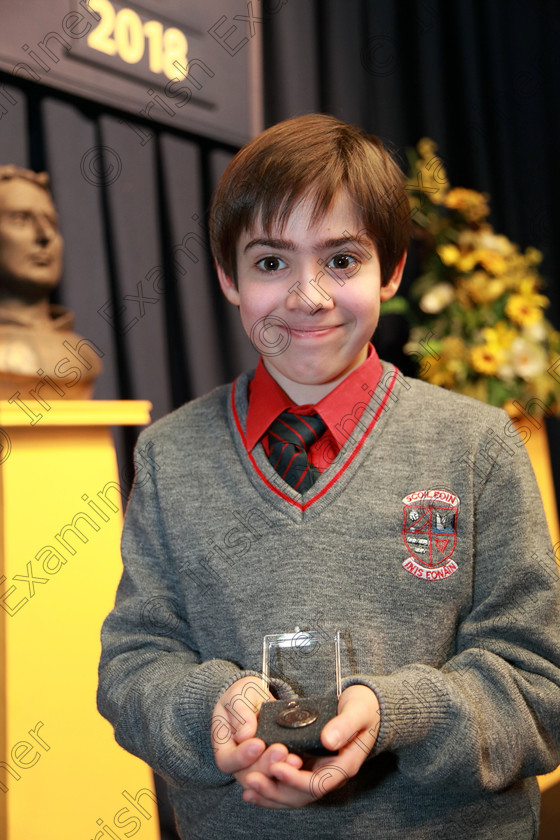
[{"left": 402, "top": 489, "right": 460, "bottom": 580}]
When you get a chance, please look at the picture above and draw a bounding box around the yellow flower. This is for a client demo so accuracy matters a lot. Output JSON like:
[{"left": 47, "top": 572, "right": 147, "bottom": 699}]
[
  {"left": 456, "top": 253, "right": 476, "bottom": 273},
  {"left": 420, "top": 356, "right": 457, "bottom": 388},
  {"left": 409, "top": 139, "right": 448, "bottom": 204},
  {"left": 457, "top": 249, "right": 507, "bottom": 275},
  {"left": 505, "top": 281, "right": 549, "bottom": 326},
  {"left": 444, "top": 188, "right": 490, "bottom": 223},
  {"left": 437, "top": 244, "right": 461, "bottom": 266},
  {"left": 482, "top": 323, "right": 517, "bottom": 349},
  {"left": 479, "top": 251, "right": 509, "bottom": 275},
  {"left": 417, "top": 137, "right": 438, "bottom": 159},
  {"left": 441, "top": 336, "right": 467, "bottom": 359},
  {"left": 470, "top": 344, "right": 506, "bottom": 376},
  {"left": 505, "top": 295, "right": 545, "bottom": 326},
  {"left": 461, "top": 271, "right": 505, "bottom": 304},
  {"left": 525, "top": 247, "right": 543, "bottom": 265}
]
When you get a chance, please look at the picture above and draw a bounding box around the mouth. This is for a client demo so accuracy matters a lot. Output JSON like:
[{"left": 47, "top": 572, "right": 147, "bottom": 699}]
[
  {"left": 287, "top": 324, "right": 342, "bottom": 338},
  {"left": 29, "top": 254, "right": 54, "bottom": 266}
]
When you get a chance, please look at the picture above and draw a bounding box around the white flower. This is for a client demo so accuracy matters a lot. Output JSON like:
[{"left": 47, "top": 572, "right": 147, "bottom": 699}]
[
  {"left": 510, "top": 337, "right": 547, "bottom": 380},
  {"left": 419, "top": 283, "right": 455, "bottom": 314},
  {"left": 497, "top": 361, "right": 515, "bottom": 380},
  {"left": 458, "top": 229, "right": 513, "bottom": 255},
  {"left": 522, "top": 321, "right": 547, "bottom": 342}
]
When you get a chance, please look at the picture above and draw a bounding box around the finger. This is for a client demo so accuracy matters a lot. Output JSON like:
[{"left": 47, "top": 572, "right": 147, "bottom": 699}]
[
  {"left": 243, "top": 773, "right": 312, "bottom": 809},
  {"left": 321, "top": 696, "right": 380, "bottom": 753},
  {"left": 259, "top": 744, "right": 303, "bottom": 770},
  {"left": 259, "top": 743, "right": 290, "bottom": 771},
  {"left": 233, "top": 712, "right": 259, "bottom": 743},
  {"left": 307, "top": 762, "right": 351, "bottom": 799},
  {"left": 233, "top": 742, "right": 291, "bottom": 788},
  {"left": 211, "top": 706, "right": 250, "bottom": 750},
  {"left": 242, "top": 787, "right": 300, "bottom": 810},
  {"left": 271, "top": 758, "right": 350, "bottom": 799},
  {"left": 215, "top": 737, "right": 265, "bottom": 775},
  {"left": 269, "top": 761, "right": 314, "bottom": 792},
  {"left": 214, "top": 678, "right": 272, "bottom": 745}
]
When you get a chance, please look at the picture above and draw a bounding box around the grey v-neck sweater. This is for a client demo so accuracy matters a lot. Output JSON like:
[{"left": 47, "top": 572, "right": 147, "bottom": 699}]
[{"left": 98, "top": 363, "right": 560, "bottom": 839}]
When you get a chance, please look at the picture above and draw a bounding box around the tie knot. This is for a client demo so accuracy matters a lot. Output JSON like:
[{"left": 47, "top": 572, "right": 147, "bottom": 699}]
[{"left": 268, "top": 411, "right": 326, "bottom": 451}]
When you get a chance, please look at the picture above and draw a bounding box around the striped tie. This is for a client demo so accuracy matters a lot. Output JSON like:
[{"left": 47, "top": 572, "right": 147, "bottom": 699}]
[{"left": 267, "top": 411, "right": 327, "bottom": 493}]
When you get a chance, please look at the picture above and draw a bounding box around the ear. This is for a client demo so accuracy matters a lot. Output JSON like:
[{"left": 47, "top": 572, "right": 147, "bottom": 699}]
[
  {"left": 380, "top": 251, "right": 407, "bottom": 302},
  {"left": 216, "top": 263, "right": 240, "bottom": 306}
]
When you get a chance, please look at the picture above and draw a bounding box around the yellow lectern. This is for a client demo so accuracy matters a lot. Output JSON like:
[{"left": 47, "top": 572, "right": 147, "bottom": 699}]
[{"left": 0, "top": 400, "right": 160, "bottom": 840}]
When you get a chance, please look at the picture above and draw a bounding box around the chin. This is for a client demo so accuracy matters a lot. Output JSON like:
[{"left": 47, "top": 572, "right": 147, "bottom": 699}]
[
  {"left": 13, "top": 275, "right": 60, "bottom": 293},
  {"left": 289, "top": 368, "right": 345, "bottom": 387}
]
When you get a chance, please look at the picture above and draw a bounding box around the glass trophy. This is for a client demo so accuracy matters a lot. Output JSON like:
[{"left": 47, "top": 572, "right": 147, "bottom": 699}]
[{"left": 255, "top": 629, "right": 342, "bottom": 756}]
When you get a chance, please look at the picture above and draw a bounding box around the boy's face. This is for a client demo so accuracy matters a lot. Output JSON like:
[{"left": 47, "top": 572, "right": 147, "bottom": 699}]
[{"left": 217, "top": 190, "right": 404, "bottom": 401}]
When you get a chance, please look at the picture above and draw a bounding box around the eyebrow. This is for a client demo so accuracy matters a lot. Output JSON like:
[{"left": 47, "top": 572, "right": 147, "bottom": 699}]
[
  {"left": 243, "top": 237, "right": 296, "bottom": 253},
  {"left": 243, "top": 235, "right": 373, "bottom": 254}
]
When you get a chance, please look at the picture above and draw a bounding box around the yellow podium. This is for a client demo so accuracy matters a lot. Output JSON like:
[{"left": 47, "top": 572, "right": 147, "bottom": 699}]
[{"left": 0, "top": 400, "right": 160, "bottom": 840}]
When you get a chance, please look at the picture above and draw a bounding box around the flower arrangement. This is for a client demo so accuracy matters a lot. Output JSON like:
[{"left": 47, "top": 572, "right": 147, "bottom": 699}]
[{"left": 394, "top": 138, "right": 560, "bottom": 419}]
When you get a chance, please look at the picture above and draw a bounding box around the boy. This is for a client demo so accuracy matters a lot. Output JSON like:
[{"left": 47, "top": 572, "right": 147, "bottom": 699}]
[{"left": 98, "top": 114, "right": 560, "bottom": 839}]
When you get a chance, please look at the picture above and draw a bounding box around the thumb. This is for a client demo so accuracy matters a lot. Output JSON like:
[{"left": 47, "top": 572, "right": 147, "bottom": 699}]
[{"left": 321, "top": 686, "right": 380, "bottom": 753}]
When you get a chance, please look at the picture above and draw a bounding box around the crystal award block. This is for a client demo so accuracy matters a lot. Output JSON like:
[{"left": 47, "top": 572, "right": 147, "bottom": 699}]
[{"left": 256, "top": 629, "right": 341, "bottom": 756}]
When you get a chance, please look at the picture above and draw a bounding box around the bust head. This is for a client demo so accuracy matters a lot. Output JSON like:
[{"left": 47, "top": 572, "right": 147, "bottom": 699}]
[{"left": 0, "top": 166, "right": 63, "bottom": 300}]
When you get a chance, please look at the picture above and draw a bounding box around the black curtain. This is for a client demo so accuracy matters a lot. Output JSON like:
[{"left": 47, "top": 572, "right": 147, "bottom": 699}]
[
  {"left": 263, "top": 0, "right": 560, "bottom": 289},
  {"left": 263, "top": 0, "right": 560, "bottom": 499}
]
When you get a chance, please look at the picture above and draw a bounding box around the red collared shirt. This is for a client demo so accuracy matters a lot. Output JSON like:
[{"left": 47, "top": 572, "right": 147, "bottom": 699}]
[{"left": 246, "top": 344, "right": 383, "bottom": 473}]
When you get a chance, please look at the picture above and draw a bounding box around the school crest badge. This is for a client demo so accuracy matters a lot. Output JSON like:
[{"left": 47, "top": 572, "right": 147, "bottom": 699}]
[{"left": 402, "top": 489, "right": 460, "bottom": 580}]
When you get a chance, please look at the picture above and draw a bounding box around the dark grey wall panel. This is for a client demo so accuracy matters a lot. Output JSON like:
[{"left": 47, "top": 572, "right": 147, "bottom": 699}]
[
  {"left": 41, "top": 96, "right": 120, "bottom": 400},
  {"left": 0, "top": 81, "right": 28, "bottom": 165},
  {"left": 209, "top": 147, "right": 259, "bottom": 378},
  {"left": 100, "top": 114, "right": 172, "bottom": 420},
  {"left": 160, "top": 132, "right": 226, "bottom": 397}
]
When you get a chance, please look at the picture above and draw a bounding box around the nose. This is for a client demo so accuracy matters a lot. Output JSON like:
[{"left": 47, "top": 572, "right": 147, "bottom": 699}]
[
  {"left": 285, "top": 268, "right": 335, "bottom": 314},
  {"left": 34, "top": 215, "right": 55, "bottom": 245}
]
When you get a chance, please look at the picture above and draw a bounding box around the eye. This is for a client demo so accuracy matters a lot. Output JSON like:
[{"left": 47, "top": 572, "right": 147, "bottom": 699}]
[
  {"left": 9, "top": 211, "right": 32, "bottom": 225},
  {"left": 326, "top": 253, "right": 359, "bottom": 271},
  {"left": 256, "top": 256, "right": 287, "bottom": 272}
]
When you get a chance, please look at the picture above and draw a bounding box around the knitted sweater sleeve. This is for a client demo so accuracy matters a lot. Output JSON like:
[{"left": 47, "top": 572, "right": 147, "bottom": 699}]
[
  {"left": 96, "top": 428, "right": 260, "bottom": 789},
  {"left": 345, "top": 429, "right": 560, "bottom": 791}
]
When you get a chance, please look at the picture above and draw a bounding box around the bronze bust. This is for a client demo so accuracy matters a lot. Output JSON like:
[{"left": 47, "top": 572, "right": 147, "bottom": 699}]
[{"left": 0, "top": 166, "right": 102, "bottom": 401}]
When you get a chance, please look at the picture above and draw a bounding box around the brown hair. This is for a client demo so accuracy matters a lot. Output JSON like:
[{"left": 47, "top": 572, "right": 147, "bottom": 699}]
[{"left": 209, "top": 113, "right": 410, "bottom": 285}]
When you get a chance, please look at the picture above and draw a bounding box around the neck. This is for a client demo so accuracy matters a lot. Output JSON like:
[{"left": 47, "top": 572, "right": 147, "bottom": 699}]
[
  {"left": 263, "top": 361, "right": 363, "bottom": 405},
  {"left": 262, "top": 345, "right": 371, "bottom": 405},
  {"left": 0, "top": 294, "right": 52, "bottom": 326}
]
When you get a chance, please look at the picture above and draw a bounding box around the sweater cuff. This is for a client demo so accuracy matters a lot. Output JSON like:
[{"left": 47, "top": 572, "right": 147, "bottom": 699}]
[
  {"left": 342, "top": 666, "right": 451, "bottom": 756},
  {"left": 172, "top": 659, "right": 262, "bottom": 786}
]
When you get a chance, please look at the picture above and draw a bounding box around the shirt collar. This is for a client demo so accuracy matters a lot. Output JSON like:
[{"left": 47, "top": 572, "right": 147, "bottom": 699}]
[{"left": 245, "top": 343, "right": 383, "bottom": 451}]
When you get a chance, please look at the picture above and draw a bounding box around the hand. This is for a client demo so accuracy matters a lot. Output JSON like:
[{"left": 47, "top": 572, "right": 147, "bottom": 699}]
[
  {"left": 211, "top": 676, "right": 303, "bottom": 786},
  {"left": 241, "top": 684, "right": 381, "bottom": 809}
]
